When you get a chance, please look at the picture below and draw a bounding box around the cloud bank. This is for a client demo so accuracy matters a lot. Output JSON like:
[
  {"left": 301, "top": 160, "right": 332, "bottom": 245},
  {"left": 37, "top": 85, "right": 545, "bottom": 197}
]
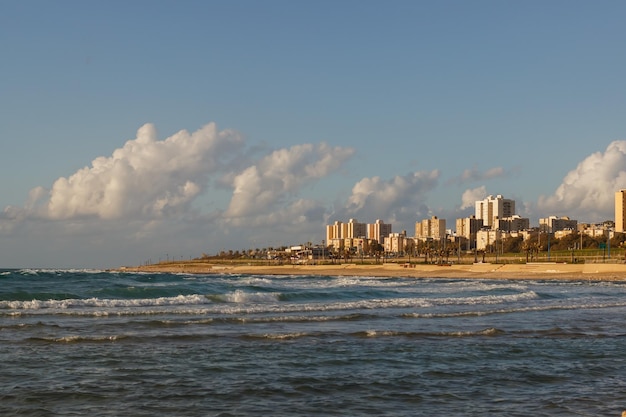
[
  {"left": 538, "top": 140, "right": 626, "bottom": 221},
  {"left": 3, "top": 123, "right": 355, "bottom": 226},
  {"left": 5, "top": 123, "right": 246, "bottom": 221}
]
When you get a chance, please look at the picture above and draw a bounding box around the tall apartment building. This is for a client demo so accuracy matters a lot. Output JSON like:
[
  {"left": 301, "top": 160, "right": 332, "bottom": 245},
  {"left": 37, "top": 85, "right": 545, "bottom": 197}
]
[
  {"left": 455, "top": 216, "right": 483, "bottom": 239},
  {"left": 475, "top": 194, "right": 515, "bottom": 228},
  {"left": 616, "top": 190, "right": 626, "bottom": 233},
  {"left": 367, "top": 219, "right": 392, "bottom": 243},
  {"left": 326, "top": 219, "right": 366, "bottom": 243},
  {"left": 327, "top": 219, "right": 390, "bottom": 249},
  {"left": 346, "top": 218, "right": 367, "bottom": 239},
  {"left": 326, "top": 221, "right": 347, "bottom": 243},
  {"left": 415, "top": 216, "right": 446, "bottom": 240},
  {"left": 456, "top": 215, "right": 483, "bottom": 249}
]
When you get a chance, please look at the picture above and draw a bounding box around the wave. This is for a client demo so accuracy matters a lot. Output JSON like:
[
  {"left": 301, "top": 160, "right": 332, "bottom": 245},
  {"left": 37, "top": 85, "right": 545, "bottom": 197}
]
[
  {"left": 401, "top": 300, "right": 626, "bottom": 319},
  {"left": 27, "top": 334, "right": 129, "bottom": 344},
  {"left": 0, "top": 294, "right": 209, "bottom": 310},
  {"left": 0, "top": 290, "right": 540, "bottom": 318},
  {"left": 239, "top": 327, "right": 507, "bottom": 341},
  {"left": 206, "top": 289, "right": 281, "bottom": 303},
  {"left": 356, "top": 327, "right": 505, "bottom": 338},
  {"left": 16, "top": 268, "right": 108, "bottom": 276}
]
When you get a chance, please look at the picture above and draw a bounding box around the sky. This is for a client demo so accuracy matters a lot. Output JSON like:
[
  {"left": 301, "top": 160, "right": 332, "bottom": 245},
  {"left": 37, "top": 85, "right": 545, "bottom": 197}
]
[{"left": 1, "top": 1, "right": 626, "bottom": 268}]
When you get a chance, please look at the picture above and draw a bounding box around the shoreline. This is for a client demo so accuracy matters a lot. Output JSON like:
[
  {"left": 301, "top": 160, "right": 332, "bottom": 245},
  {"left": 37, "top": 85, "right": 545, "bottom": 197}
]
[{"left": 119, "top": 261, "right": 626, "bottom": 281}]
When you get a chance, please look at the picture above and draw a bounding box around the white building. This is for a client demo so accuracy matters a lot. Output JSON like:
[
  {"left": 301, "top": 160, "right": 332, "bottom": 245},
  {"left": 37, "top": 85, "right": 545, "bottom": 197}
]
[{"left": 475, "top": 195, "right": 515, "bottom": 228}]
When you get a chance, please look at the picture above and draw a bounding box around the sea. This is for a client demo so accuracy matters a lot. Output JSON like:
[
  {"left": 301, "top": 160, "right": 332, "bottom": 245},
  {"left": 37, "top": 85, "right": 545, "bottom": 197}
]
[{"left": 1, "top": 269, "right": 626, "bottom": 416}]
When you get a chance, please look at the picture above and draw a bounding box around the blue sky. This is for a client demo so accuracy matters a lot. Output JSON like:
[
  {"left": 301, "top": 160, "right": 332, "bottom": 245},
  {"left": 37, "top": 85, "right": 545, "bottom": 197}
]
[{"left": 1, "top": 1, "right": 626, "bottom": 268}]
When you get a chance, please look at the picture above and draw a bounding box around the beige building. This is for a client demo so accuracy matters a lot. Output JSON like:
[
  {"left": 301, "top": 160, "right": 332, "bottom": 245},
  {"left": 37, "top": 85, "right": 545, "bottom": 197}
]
[
  {"left": 476, "top": 229, "right": 504, "bottom": 251},
  {"left": 539, "top": 216, "right": 578, "bottom": 233},
  {"left": 326, "top": 221, "right": 347, "bottom": 243},
  {"left": 327, "top": 219, "right": 390, "bottom": 249},
  {"left": 326, "top": 219, "right": 367, "bottom": 244},
  {"left": 415, "top": 216, "right": 446, "bottom": 240},
  {"left": 456, "top": 216, "right": 483, "bottom": 239},
  {"left": 367, "top": 219, "right": 392, "bottom": 243},
  {"left": 347, "top": 218, "right": 367, "bottom": 239},
  {"left": 384, "top": 232, "right": 407, "bottom": 254},
  {"left": 616, "top": 190, "right": 626, "bottom": 233},
  {"left": 475, "top": 194, "right": 515, "bottom": 228}
]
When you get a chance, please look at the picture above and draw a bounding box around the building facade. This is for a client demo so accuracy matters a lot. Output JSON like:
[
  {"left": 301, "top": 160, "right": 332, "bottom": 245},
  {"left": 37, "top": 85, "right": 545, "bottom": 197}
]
[
  {"left": 327, "top": 219, "right": 391, "bottom": 249},
  {"left": 326, "top": 219, "right": 367, "bottom": 244},
  {"left": 616, "top": 190, "right": 626, "bottom": 233},
  {"left": 456, "top": 216, "right": 483, "bottom": 239},
  {"left": 367, "top": 219, "right": 392, "bottom": 243},
  {"left": 494, "top": 215, "right": 530, "bottom": 232},
  {"left": 539, "top": 216, "right": 578, "bottom": 233},
  {"left": 415, "top": 216, "right": 446, "bottom": 240},
  {"left": 384, "top": 232, "right": 407, "bottom": 254},
  {"left": 475, "top": 194, "right": 515, "bottom": 228}
]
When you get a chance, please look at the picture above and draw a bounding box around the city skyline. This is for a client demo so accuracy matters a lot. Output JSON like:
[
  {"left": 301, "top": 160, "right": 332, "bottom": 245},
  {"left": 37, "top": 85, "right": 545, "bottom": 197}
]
[{"left": 1, "top": 2, "right": 626, "bottom": 268}]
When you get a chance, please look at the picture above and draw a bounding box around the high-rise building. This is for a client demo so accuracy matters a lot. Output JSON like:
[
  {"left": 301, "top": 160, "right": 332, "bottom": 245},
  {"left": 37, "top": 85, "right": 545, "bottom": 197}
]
[
  {"left": 326, "top": 219, "right": 367, "bottom": 243},
  {"left": 456, "top": 216, "right": 483, "bottom": 240},
  {"left": 615, "top": 190, "right": 626, "bottom": 233},
  {"left": 475, "top": 195, "right": 515, "bottom": 228},
  {"left": 326, "top": 221, "right": 348, "bottom": 243},
  {"left": 415, "top": 216, "right": 446, "bottom": 240},
  {"left": 367, "top": 219, "right": 392, "bottom": 243},
  {"left": 346, "top": 218, "right": 367, "bottom": 239}
]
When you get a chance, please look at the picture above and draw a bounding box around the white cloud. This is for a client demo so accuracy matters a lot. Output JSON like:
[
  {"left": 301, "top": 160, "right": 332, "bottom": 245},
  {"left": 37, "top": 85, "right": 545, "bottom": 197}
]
[
  {"left": 224, "top": 143, "right": 355, "bottom": 220},
  {"left": 335, "top": 170, "right": 440, "bottom": 229},
  {"left": 18, "top": 123, "right": 245, "bottom": 220},
  {"left": 460, "top": 186, "right": 487, "bottom": 210},
  {"left": 538, "top": 140, "right": 626, "bottom": 221}
]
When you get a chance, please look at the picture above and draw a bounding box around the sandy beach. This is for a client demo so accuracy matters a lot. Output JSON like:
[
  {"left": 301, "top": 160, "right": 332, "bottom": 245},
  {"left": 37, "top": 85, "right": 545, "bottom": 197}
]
[{"left": 120, "top": 261, "right": 626, "bottom": 281}]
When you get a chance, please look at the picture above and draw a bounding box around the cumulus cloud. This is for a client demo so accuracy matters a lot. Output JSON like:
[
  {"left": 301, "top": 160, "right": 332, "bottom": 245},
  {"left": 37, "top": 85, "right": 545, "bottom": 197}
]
[
  {"left": 334, "top": 170, "right": 440, "bottom": 228},
  {"left": 224, "top": 143, "right": 355, "bottom": 220},
  {"left": 10, "top": 123, "right": 245, "bottom": 220},
  {"left": 3, "top": 122, "right": 356, "bottom": 236},
  {"left": 460, "top": 186, "right": 487, "bottom": 210},
  {"left": 538, "top": 140, "right": 626, "bottom": 221}
]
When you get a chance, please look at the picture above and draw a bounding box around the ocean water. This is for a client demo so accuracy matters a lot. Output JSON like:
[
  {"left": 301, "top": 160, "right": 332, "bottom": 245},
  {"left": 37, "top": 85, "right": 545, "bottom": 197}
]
[{"left": 1, "top": 269, "right": 626, "bottom": 416}]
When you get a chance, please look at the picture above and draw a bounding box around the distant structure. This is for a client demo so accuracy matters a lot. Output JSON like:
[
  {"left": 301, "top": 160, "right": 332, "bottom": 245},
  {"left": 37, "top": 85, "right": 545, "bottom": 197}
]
[
  {"left": 384, "top": 231, "right": 407, "bottom": 253},
  {"left": 494, "top": 215, "right": 530, "bottom": 232},
  {"left": 615, "top": 190, "right": 626, "bottom": 233},
  {"left": 415, "top": 216, "right": 446, "bottom": 240},
  {"left": 456, "top": 215, "right": 483, "bottom": 249},
  {"left": 539, "top": 216, "right": 578, "bottom": 233},
  {"left": 325, "top": 219, "right": 392, "bottom": 252},
  {"left": 475, "top": 195, "right": 515, "bottom": 228},
  {"left": 326, "top": 219, "right": 366, "bottom": 243},
  {"left": 367, "top": 219, "right": 392, "bottom": 243}
]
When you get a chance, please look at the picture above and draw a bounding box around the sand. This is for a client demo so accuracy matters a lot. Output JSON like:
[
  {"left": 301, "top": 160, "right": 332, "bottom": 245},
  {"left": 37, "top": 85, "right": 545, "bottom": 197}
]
[{"left": 119, "top": 261, "right": 626, "bottom": 281}]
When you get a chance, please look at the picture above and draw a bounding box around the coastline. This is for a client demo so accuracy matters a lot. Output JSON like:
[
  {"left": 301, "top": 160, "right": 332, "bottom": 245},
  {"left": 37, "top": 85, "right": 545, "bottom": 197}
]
[{"left": 119, "top": 261, "right": 626, "bottom": 281}]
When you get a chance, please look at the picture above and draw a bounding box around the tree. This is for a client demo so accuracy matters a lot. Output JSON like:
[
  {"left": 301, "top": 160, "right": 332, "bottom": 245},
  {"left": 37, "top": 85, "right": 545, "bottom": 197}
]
[{"left": 501, "top": 236, "right": 523, "bottom": 253}]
